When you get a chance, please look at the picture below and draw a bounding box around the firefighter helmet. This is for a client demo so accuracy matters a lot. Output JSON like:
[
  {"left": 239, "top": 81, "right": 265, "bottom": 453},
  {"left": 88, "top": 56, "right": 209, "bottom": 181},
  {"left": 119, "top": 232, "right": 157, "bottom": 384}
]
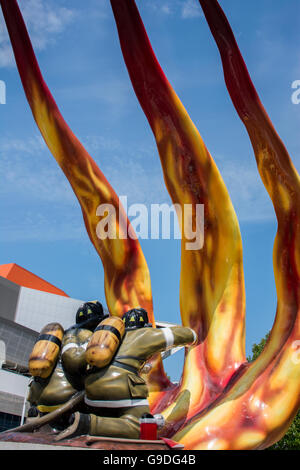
[
  {"left": 122, "top": 308, "right": 151, "bottom": 330},
  {"left": 75, "top": 301, "right": 107, "bottom": 331}
]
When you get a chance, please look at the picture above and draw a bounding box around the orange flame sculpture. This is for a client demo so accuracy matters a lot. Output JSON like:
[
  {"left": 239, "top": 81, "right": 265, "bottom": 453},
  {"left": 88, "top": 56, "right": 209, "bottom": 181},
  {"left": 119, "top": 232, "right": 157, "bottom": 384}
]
[{"left": 1, "top": 0, "right": 299, "bottom": 450}]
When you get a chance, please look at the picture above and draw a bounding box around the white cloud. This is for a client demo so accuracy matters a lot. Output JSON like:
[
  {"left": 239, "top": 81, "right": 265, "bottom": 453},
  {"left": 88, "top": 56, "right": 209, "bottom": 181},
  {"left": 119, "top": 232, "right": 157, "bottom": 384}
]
[
  {"left": 0, "top": 209, "right": 85, "bottom": 242},
  {"left": 0, "top": 133, "right": 170, "bottom": 242},
  {"left": 0, "top": 134, "right": 86, "bottom": 243},
  {"left": 146, "top": 1, "right": 174, "bottom": 15},
  {"left": 161, "top": 4, "right": 172, "bottom": 15},
  {"left": 0, "top": 0, "right": 76, "bottom": 67},
  {"left": 145, "top": 0, "right": 203, "bottom": 20},
  {"left": 215, "top": 155, "right": 275, "bottom": 223},
  {"left": 0, "top": 43, "right": 12, "bottom": 68},
  {"left": 0, "top": 135, "right": 75, "bottom": 205},
  {"left": 56, "top": 77, "right": 133, "bottom": 118},
  {"left": 0, "top": 134, "right": 44, "bottom": 154},
  {"left": 181, "top": 0, "right": 203, "bottom": 19}
]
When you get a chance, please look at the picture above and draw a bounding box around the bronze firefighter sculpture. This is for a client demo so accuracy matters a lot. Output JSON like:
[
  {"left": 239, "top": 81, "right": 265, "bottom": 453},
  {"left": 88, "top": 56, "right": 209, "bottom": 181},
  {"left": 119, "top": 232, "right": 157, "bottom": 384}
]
[{"left": 27, "top": 306, "right": 196, "bottom": 440}]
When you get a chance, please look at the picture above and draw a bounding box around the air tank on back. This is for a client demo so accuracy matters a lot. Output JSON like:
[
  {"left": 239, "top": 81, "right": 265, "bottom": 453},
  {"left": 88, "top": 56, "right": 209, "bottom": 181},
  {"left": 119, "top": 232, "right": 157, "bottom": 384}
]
[{"left": 85, "top": 316, "right": 125, "bottom": 368}]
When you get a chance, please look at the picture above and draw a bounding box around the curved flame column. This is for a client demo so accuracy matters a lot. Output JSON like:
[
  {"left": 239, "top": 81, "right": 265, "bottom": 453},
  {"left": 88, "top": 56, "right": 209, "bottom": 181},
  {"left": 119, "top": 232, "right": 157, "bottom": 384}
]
[{"left": 110, "top": 0, "right": 246, "bottom": 426}]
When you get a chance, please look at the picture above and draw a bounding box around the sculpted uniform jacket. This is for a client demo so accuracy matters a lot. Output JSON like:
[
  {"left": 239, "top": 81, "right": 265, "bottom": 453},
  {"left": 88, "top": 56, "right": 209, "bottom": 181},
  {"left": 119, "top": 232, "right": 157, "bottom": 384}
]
[
  {"left": 84, "top": 325, "right": 197, "bottom": 408},
  {"left": 28, "top": 327, "right": 92, "bottom": 413}
]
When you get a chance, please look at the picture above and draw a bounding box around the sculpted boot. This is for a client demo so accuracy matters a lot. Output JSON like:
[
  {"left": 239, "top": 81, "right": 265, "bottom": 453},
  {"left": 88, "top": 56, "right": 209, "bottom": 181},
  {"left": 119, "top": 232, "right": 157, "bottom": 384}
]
[{"left": 55, "top": 412, "right": 91, "bottom": 441}]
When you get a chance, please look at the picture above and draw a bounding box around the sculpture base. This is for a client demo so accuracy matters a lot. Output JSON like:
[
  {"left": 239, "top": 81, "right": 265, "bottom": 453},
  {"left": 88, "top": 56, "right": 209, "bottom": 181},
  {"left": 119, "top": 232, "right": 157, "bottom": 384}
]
[{"left": 0, "top": 426, "right": 183, "bottom": 450}]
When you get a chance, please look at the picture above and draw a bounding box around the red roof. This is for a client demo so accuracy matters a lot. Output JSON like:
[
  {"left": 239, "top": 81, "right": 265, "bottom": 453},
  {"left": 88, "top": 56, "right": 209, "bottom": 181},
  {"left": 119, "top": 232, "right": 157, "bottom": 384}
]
[{"left": 0, "top": 263, "right": 69, "bottom": 297}]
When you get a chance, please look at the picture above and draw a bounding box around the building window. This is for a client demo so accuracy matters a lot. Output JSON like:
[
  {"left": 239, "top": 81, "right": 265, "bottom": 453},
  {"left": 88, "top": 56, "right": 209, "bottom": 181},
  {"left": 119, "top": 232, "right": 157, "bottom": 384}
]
[{"left": 0, "top": 411, "right": 20, "bottom": 432}]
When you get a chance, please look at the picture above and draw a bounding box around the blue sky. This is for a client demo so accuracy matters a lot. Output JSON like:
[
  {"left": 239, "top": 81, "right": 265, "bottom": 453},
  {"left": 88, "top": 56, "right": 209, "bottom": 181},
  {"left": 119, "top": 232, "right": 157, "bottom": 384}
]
[{"left": 0, "top": 0, "right": 299, "bottom": 379}]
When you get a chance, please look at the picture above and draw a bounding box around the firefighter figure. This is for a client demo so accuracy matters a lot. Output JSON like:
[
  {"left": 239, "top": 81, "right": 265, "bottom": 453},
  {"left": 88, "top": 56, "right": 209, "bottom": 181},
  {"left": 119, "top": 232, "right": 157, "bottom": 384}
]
[
  {"left": 27, "top": 301, "right": 107, "bottom": 428},
  {"left": 56, "top": 308, "right": 197, "bottom": 440}
]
